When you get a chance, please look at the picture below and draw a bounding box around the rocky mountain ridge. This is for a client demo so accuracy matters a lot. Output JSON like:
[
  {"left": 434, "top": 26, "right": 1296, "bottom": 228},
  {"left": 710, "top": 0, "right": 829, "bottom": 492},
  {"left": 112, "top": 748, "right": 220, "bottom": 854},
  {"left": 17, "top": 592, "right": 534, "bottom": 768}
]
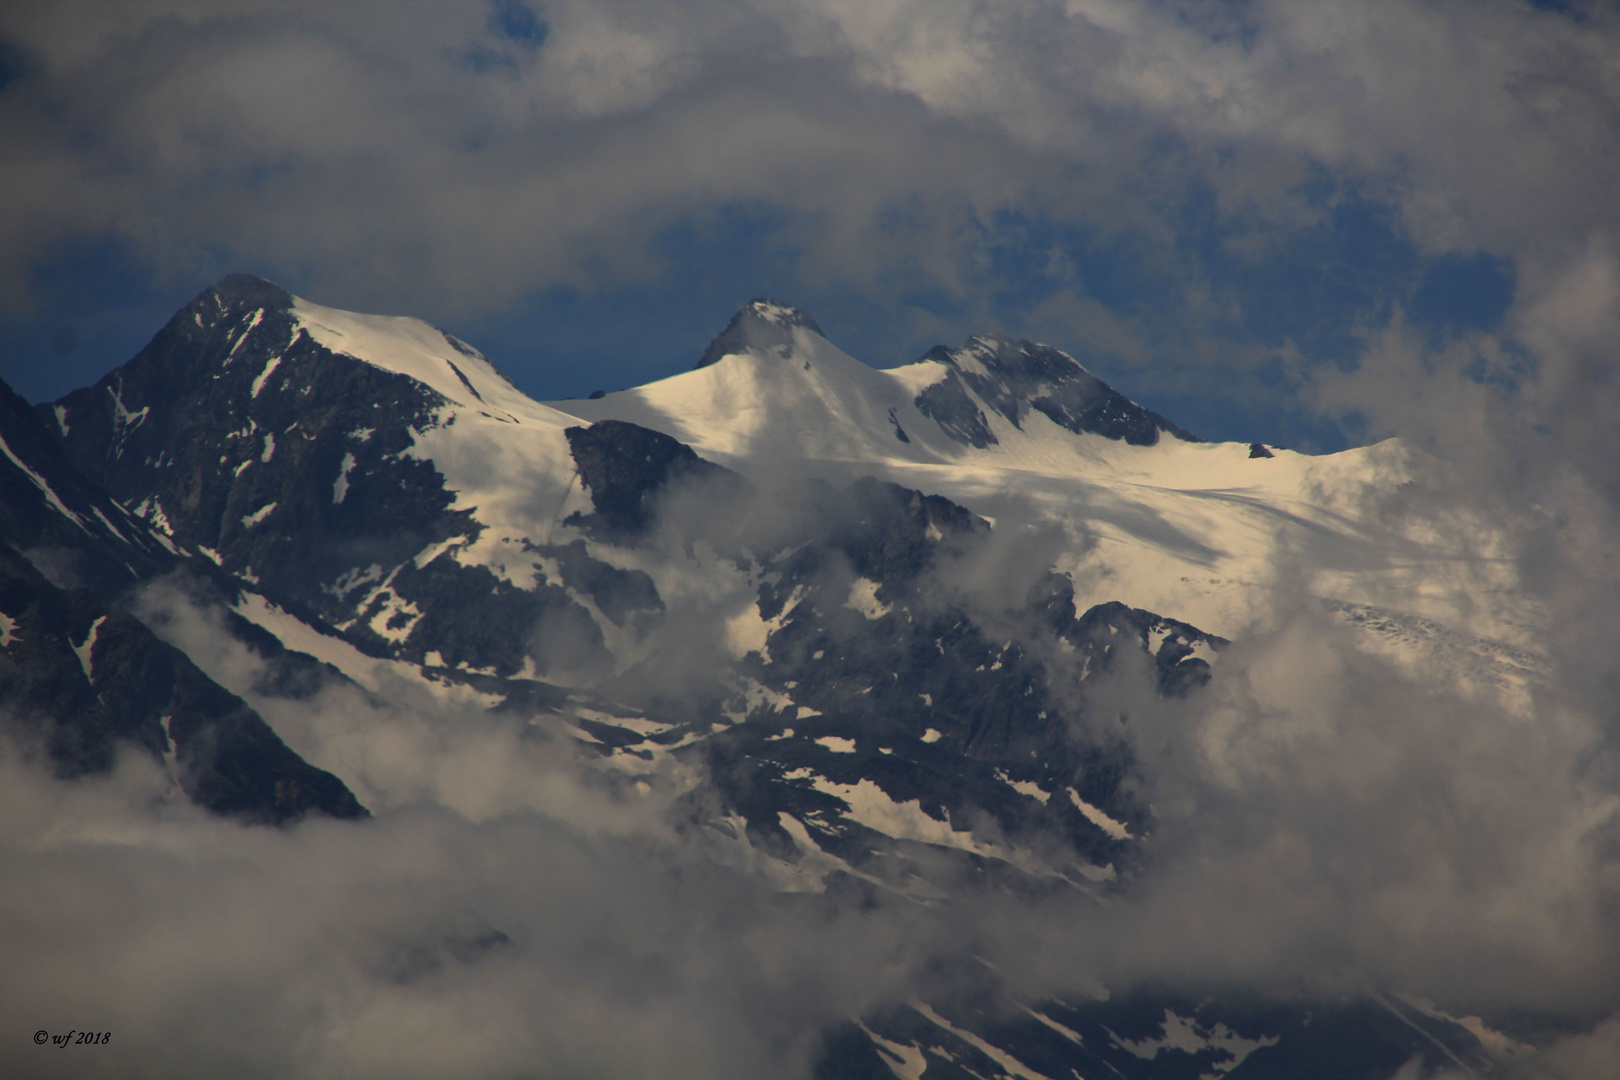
[
  {"left": 2, "top": 273, "right": 1531, "bottom": 1078},
  {"left": 0, "top": 357, "right": 363, "bottom": 823}
]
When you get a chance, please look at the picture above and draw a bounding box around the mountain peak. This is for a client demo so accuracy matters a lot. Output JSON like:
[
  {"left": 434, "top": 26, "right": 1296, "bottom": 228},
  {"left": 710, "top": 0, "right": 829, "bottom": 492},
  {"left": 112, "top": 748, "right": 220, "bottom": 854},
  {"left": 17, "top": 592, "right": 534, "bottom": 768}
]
[
  {"left": 167, "top": 274, "right": 296, "bottom": 345},
  {"left": 920, "top": 334, "right": 1201, "bottom": 446},
  {"left": 202, "top": 273, "right": 294, "bottom": 313},
  {"left": 694, "top": 298, "right": 826, "bottom": 370}
]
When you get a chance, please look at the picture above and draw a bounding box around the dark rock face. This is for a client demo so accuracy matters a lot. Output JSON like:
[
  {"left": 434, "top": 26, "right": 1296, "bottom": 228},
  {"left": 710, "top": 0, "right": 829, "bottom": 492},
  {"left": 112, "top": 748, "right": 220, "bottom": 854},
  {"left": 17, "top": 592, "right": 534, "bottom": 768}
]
[
  {"left": 886, "top": 406, "right": 911, "bottom": 443},
  {"left": 0, "top": 376, "right": 176, "bottom": 595},
  {"left": 522, "top": 538, "right": 662, "bottom": 629},
  {"left": 916, "top": 334, "right": 1200, "bottom": 447},
  {"left": 711, "top": 513, "right": 1220, "bottom": 872},
  {"left": 389, "top": 556, "right": 600, "bottom": 677},
  {"left": 694, "top": 298, "right": 825, "bottom": 369},
  {"left": 44, "top": 275, "right": 467, "bottom": 619},
  {"left": 793, "top": 475, "right": 989, "bottom": 585},
  {"left": 555, "top": 421, "right": 1220, "bottom": 873},
  {"left": 563, "top": 420, "right": 739, "bottom": 537},
  {"left": 816, "top": 988, "right": 1501, "bottom": 1080},
  {"left": 0, "top": 359, "right": 365, "bottom": 825},
  {"left": 913, "top": 368, "right": 999, "bottom": 449},
  {"left": 43, "top": 275, "right": 622, "bottom": 680},
  {"left": 1250, "top": 441, "right": 1276, "bottom": 458},
  {"left": 0, "top": 541, "right": 364, "bottom": 824}
]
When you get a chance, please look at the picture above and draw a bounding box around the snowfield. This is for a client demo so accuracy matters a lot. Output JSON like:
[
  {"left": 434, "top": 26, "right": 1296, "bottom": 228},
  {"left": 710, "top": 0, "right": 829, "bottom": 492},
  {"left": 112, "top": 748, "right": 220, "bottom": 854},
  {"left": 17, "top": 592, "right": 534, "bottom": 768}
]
[{"left": 273, "top": 291, "right": 1540, "bottom": 696}]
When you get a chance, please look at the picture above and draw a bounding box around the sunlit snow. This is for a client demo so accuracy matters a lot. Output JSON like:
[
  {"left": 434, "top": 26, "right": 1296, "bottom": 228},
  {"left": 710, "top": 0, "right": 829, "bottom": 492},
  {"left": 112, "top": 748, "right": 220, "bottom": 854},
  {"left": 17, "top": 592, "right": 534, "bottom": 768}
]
[
  {"left": 0, "top": 432, "right": 90, "bottom": 533},
  {"left": 1066, "top": 787, "right": 1131, "bottom": 841},
  {"left": 72, "top": 615, "right": 106, "bottom": 681}
]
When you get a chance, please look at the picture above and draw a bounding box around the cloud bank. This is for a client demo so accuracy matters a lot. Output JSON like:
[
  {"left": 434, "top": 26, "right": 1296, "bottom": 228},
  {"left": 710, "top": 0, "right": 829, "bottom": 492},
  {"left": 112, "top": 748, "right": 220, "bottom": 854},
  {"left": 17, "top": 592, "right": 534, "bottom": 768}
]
[
  {"left": 3, "top": 0, "right": 1619, "bottom": 438},
  {"left": 4, "top": 442, "right": 1619, "bottom": 1077}
]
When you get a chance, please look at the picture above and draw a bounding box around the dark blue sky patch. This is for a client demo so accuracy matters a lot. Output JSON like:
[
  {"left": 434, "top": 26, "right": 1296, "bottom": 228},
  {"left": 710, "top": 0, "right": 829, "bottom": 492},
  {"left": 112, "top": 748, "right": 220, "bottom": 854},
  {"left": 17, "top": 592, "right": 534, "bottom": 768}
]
[
  {"left": 464, "top": 1, "right": 548, "bottom": 73},
  {"left": 460, "top": 45, "right": 513, "bottom": 75},
  {"left": 1169, "top": 0, "right": 1268, "bottom": 44},
  {"left": 1004, "top": 216, "right": 1159, "bottom": 314},
  {"left": 969, "top": 208, "right": 1171, "bottom": 329},
  {"left": 1461, "top": 337, "right": 1534, "bottom": 399},
  {"left": 0, "top": 237, "right": 226, "bottom": 405},
  {"left": 488, "top": 1, "right": 549, "bottom": 49},
  {"left": 439, "top": 203, "right": 817, "bottom": 400},
  {"left": 0, "top": 37, "right": 25, "bottom": 97},
  {"left": 441, "top": 202, "right": 985, "bottom": 402},
  {"left": 0, "top": 175, "right": 1509, "bottom": 460},
  {"left": 953, "top": 172, "right": 1422, "bottom": 369},
  {"left": 1524, "top": 0, "right": 1581, "bottom": 19},
  {"left": 1409, "top": 251, "right": 1515, "bottom": 338},
  {"left": 1186, "top": 183, "right": 1419, "bottom": 369}
]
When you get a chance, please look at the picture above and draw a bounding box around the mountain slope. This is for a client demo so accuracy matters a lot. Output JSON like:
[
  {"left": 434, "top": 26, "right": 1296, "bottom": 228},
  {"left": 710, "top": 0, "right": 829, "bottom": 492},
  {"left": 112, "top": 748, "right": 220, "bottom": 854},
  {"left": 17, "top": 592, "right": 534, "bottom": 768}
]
[
  {"left": 38, "top": 276, "right": 1241, "bottom": 875},
  {"left": 0, "top": 375, "right": 178, "bottom": 594},
  {"left": 37, "top": 277, "right": 1538, "bottom": 842},
  {"left": 44, "top": 274, "right": 624, "bottom": 680},
  {"left": 550, "top": 301, "right": 1523, "bottom": 646},
  {"left": 25, "top": 276, "right": 1530, "bottom": 1078},
  {"left": 0, "top": 358, "right": 368, "bottom": 824},
  {"left": 0, "top": 539, "right": 365, "bottom": 823}
]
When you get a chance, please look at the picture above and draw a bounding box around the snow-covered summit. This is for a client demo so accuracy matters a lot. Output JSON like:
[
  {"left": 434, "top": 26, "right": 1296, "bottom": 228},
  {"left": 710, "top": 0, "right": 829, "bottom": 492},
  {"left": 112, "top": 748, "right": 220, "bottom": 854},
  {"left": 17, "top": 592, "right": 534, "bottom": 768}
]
[
  {"left": 160, "top": 274, "right": 529, "bottom": 419},
  {"left": 695, "top": 298, "right": 827, "bottom": 370},
  {"left": 568, "top": 299, "right": 1195, "bottom": 467},
  {"left": 554, "top": 300, "right": 1524, "bottom": 643},
  {"left": 44, "top": 277, "right": 1527, "bottom": 650},
  {"left": 288, "top": 295, "right": 532, "bottom": 417}
]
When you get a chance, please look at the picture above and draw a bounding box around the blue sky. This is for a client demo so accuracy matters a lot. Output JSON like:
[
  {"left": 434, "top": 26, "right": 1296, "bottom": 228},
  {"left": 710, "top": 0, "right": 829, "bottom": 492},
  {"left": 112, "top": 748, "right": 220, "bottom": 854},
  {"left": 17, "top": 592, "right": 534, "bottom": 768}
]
[{"left": 0, "top": 0, "right": 1611, "bottom": 455}]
